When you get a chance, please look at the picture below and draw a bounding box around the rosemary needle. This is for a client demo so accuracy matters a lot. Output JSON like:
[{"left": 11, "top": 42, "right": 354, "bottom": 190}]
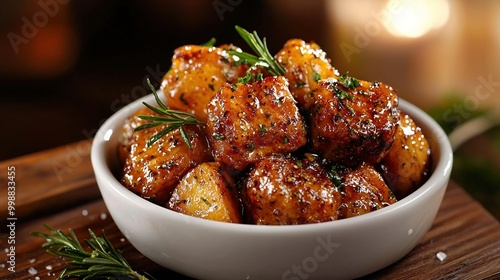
[
  {"left": 228, "top": 26, "right": 286, "bottom": 77},
  {"left": 134, "top": 78, "right": 201, "bottom": 149},
  {"left": 32, "top": 225, "right": 155, "bottom": 280},
  {"left": 136, "top": 25, "right": 284, "bottom": 147}
]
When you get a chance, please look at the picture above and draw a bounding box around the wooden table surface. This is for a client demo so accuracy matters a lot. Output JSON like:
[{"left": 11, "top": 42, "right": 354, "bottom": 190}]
[{"left": 1, "top": 140, "right": 499, "bottom": 279}]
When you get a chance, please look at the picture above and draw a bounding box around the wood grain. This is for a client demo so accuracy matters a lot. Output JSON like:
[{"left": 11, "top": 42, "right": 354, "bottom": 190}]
[
  {"left": 0, "top": 141, "right": 499, "bottom": 279},
  {"left": 364, "top": 181, "right": 500, "bottom": 279},
  {"left": 0, "top": 140, "right": 101, "bottom": 224}
]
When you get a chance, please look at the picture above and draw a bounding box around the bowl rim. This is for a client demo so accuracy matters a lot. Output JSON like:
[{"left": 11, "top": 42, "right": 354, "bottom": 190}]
[{"left": 91, "top": 94, "right": 453, "bottom": 233}]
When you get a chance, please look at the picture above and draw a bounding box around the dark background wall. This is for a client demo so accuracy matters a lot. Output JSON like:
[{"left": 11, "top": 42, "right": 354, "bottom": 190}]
[{"left": 0, "top": 0, "right": 327, "bottom": 161}]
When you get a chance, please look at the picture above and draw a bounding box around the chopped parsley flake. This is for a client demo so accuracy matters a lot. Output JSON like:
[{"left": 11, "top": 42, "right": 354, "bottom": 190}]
[
  {"left": 200, "top": 197, "right": 211, "bottom": 206},
  {"left": 328, "top": 166, "right": 343, "bottom": 189},
  {"left": 258, "top": 124, "right": 268, "bottom": 136},
  {"left": 339, "top": 72, "right": 361, "bottom": 89},
  {"left": 238, "top": 70, "right": 252, "bottom": 84},
  {"left": 295, "top": 81, "right": 306, "bottom": 88},
  {"left": 312, "top": 70, "right": 321, "bottom": 82},
  {"left": 212, "top": 133, "right": 226, "bottom": 140},
  {"left": 246, "top": 143, "right": 255, "bottom": 151}
]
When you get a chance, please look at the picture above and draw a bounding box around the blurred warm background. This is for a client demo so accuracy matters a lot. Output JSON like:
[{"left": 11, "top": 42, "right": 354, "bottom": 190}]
[{"left": 1, "top": 0, "right": 498, "bottom": 218}]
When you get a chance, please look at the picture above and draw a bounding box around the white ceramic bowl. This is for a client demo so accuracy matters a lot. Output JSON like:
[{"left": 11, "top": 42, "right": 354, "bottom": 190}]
[{"left": 91, "top": 93, "right": 453, "bottom": 280}]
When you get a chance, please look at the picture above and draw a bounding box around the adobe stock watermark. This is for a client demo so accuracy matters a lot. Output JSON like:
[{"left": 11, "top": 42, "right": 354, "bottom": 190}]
[
  {"left": 282, "top": 235, "right": 340, "bottom": 280},
  {"left": 51, "top": 64, "right": 166, "bottom": 182},
  {"left": 339, "top": 0, "right": 402, "bottom": 63},
  {"left": 213, "top": 0, "right": 243, "bottom": 21},
  {"left": 6, "top": 0, "right": 70, "bottom": 54},
  {"left": 5, "top": 166, "right": 17, "bottom": 273}
]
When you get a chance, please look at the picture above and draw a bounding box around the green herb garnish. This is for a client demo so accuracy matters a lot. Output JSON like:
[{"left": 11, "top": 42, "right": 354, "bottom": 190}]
[
  {"left": 228, "top": 26, "right": 285, "bottom": 76},
  {"left": 212, "top": 133, "right": 226, "bottom": 140},
  {"left": 31, "top": 225, "right": 154, "bottom": 280},
  {"left": 134, "top": 79, "right": 201, "bottom": 149},
  {"left": 246, "top": 142, "right": 255, "bottom": 152},
  {"left": 325, "top": 77, "right": 356, "bottom": 115},
  {"left": 333, "top": 86, "right": 354, "bottom": 101},
  {"left": 258, "top": 124, "right": 268, "bottom": 137},
  {"left": 339, "top": 72, "right": 361, "bottom": 89},
  {"left": 328, "top": 165, "right": 343, "bottom": 189},
  {"left": 312, "top": 70, "right": 321, "bottom": 82},
  {"left": 237, "top": 66, "right": 265, "bottom": 84},
  {"left": 295, "top": 81, "right": 306, "bottom": 88},
  {"left": 201, "top": 197, "right": 212, "bottom": 206}
]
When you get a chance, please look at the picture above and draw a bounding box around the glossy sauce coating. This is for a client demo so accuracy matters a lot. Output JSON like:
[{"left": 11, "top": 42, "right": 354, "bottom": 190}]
[
  {"left": 119, "top": 107, "right": 212, "bottom": 204},
  {"left": 337, "top": 163, "right": 397, "bottom": 219},
  {"left": 206, "top": 76, "right": 307, "bottom": 172},
  {"left": 275, "top": 39, "right": 339, "bottom": 110},
  {"left": 119, "top": 37, "right": 433, "bottom": 224},
  {"left": 168, "top": 162, "right": 242, "bottom": 223},
  {"left": 379, "top": 112, "right": 431, "bottom": 199},
  {"left": 161, "top": 44, "right": 247, "bottom": 122},
  {"left": 242, "top": 154, "right": 341, "bottom": 225},
  {"left": 309, "top": 78, "right": 400, "bottom": 166}
]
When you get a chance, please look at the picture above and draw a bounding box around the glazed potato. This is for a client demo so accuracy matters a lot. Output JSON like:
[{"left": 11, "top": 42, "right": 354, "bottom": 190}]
[
  {"left": 336, "top": 163, "right": 397, "bottom": 219},
  {"left": 168, "top": 162, "right": 242, "bottom": 223},
  {"left": 206, "top": 76, "right": 307, "bottom": 172},
  {"left": 379, "top": 112, "right": 431, "bottom": 199},
  {"left": 309, "top": 77, "right": 400, "bottom": 167},
  {"left": 161, "top": 44, "right": 248, "bottom": 122},
  {"left": 275, "top": 39, "right": 339, "bottom": 110},
  {"left": 119, "top": 107, "right": 213, "bottom": 205},
  {"left": 242, "top": 154, "right": 342, "bottom": 225}
]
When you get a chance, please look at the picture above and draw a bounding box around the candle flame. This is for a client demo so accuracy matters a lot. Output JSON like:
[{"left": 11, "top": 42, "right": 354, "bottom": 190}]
[{"left": 383, "top": 0, "right": 450, "bottom": 38}]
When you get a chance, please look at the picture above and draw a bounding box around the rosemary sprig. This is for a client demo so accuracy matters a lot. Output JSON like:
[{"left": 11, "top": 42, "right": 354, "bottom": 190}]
[
  {"left": 134, "top": 78, "right": 201, "bottom": 149},
  {"left": 228, "top": 25, "right": 285, "bottom": 76},
  {"left": 31, "top": 225, "right": 154, "bottom": 280}
]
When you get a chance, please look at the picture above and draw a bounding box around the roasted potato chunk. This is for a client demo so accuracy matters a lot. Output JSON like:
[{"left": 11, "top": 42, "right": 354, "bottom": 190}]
[
  {"left": 336, "top": 163, "right": 397, "bottom": 219},
  {"left": 206, "top": 76, "right": 307, "bottom": 172},
  {"left": 168, "top": 162, "right": 242, "bottom": 223},
  {"left": 242, "top": 154, "right": 342, "bottom": 225},
  {"left": 379, "top": 112, "right": 431, "bottom": 199},
  {"left": 275, "top": 39, "right": 339, "bottom": 109},
  {"left": 309, "top": 78, "right": 399, "bottom": 166},
  {"left": 119, "top": 107, "right": 213, "bottom": 204},
  {"left": 161, "top": 44, "right": 248, "bottom": 122}
]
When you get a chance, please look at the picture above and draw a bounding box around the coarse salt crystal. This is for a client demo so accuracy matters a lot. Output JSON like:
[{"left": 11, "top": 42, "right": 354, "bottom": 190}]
[
  {"left": 28, "top": 267, "right": 38, "bottom": 275},
  {"left": 100, "top": 213, "right": 107, "bottom": 220},
  {"left": 29, "top": 258, "right": 36, "bottom": 263},
  {"left": 35, "top": 277, "right": 40, "bottom": 280},
  {"left": 436, "top": 251, "right": 447, "bottom": 262},
  {"left": 82, "top": 209, "right": 88, "bottom": 216},
  {"left": 46, "top": 265, "right": 53, "bottom": 270},
  {"left": 0, "top": 263, "right": 5, "bottom": 268},
  {"left": 120, "top": 238, "right": 126, "bottom": 242}
]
